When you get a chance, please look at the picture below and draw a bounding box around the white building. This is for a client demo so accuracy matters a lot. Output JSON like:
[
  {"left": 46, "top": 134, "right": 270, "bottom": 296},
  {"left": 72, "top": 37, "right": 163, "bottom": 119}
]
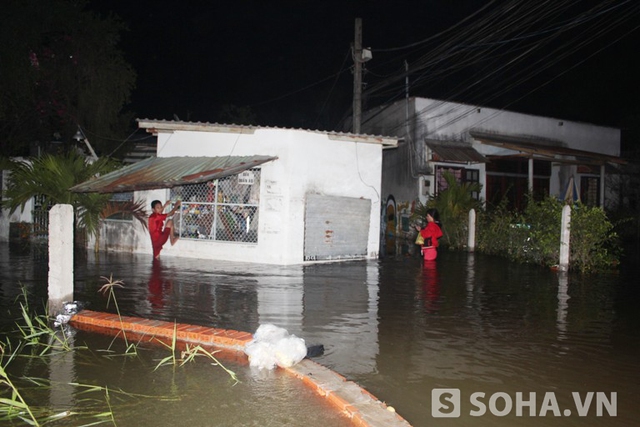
[
  {"left": 362, "top": 97, "right": 624, "bottom": 215},
  {"left": 70, "top": 120, "right": 397, "bottom": 264}
]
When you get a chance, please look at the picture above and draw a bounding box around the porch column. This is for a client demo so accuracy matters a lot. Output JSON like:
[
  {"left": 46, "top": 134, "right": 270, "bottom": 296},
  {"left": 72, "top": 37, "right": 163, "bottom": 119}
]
[
  {"left": 528, "top": 157, "right": 534, "bottom": 194},
  {"left": 600, "top": 164, "right": 605, "bottom": 208}
]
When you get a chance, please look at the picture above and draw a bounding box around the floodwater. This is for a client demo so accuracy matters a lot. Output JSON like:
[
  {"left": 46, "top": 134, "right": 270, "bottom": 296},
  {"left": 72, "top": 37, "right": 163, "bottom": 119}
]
[{"left": 1, "top": 241, "right": 639, "bottom": 426}]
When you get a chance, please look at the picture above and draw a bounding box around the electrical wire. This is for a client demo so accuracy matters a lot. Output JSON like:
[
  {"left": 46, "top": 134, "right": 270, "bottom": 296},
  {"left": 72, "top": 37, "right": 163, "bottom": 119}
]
[
  {"left": 313, "top": 48, "right": 352, "bottom": 129},
  {"left": 361, "top": 0, "right": 639, "bottom": 137},
  {"left": 351, "top": 0, "right": 638, "bottom": 180},
  {"left": 106, "top": 130, "right": 153, "bottom": 157}
]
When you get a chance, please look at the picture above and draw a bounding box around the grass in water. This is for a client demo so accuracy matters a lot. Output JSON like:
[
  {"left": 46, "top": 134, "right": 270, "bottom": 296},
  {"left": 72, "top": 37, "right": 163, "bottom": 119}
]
[
  {"left": 153, "top": 322, "right": 178, "bottom": 370},
  {"left": 2, "top": 277, "right": 247, "bottom": 427},
  {"left": 180, "top": 345, "right": 239, "bottom": 384},
  {"left": 98, "top": 275, "right": 138, "bottom": 356},
  {"left": 0, "top": 342, "right": 39, "bottom": 426},
  {"left": 152, "top": 324, "right": 239, "bottom": 384},
  {"left": 14, "top": 286, "right": 73, "bottom": 355}
]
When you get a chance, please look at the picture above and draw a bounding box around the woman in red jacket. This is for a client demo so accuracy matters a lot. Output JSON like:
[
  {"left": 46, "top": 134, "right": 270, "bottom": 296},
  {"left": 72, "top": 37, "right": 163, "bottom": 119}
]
[{"left": 415, "top": 208, "right": 443, "bottom": 260}]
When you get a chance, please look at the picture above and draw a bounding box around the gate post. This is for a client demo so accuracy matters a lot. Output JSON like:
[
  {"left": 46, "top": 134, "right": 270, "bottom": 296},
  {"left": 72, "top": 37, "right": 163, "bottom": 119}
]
[
  {"left": 48, "top": 204, "right": 74, "bottom": 315},
  {"left": 468, "top": 208, "right": 476, "bottom": 252},
  {"left": 558, "top": 205, "right": 571, "bottom": 272}
]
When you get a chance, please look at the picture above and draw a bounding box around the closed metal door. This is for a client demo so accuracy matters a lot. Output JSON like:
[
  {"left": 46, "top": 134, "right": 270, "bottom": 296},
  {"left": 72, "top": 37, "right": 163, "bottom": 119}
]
[{"left": 304, "top": 194, "right": 370, "bottom": 261}]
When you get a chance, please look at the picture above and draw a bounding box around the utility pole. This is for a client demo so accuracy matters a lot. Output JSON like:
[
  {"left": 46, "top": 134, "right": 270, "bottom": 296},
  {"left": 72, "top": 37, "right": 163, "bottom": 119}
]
[
  {"left": 352, "top": 18, "right": 363, "bottom": 134},
  {"left": 404, "top": 60, "right": 410, "bottom": 139}
]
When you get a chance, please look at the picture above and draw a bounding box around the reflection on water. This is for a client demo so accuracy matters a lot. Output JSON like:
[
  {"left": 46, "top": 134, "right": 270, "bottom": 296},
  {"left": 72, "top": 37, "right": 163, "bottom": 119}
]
[
  {"left": 1, "top": 242, "right": 639, "bottom": 426},
  {"left": 420, "top": 259, "right": 440, "bottom": 313}
]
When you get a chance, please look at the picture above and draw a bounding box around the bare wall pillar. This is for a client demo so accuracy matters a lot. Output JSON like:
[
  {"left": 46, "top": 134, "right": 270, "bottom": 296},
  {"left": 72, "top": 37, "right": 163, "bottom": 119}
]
[
  {"left": 467, "top": 208, "right": 476, "bottom": 252},
  {"left": 558, "top": 205, "right": 571, "bottom": 272},
  {"left": 48, "top": 204, "right": 74, "bottom": 314}
]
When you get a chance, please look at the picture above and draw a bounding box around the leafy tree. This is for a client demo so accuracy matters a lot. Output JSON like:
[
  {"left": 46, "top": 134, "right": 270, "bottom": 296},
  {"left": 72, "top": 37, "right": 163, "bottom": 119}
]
[
  {"left": 0, "top": 0, "right": 136, "bottom": 157},
  {"left": 1, "top": 152, "right": 147, "bottom": 249}
]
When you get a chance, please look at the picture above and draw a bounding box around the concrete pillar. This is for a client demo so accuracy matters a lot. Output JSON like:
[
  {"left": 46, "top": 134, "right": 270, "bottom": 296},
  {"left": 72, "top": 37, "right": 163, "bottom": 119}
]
[
  {"left": 558, "top": 205, "right": 571, "bottom": 272},
  {"left": 48, "top": 204, "right": 74, "bottom": 314},
  {"left": 467, "top": 208, "right": 476, "bottom": 252}
]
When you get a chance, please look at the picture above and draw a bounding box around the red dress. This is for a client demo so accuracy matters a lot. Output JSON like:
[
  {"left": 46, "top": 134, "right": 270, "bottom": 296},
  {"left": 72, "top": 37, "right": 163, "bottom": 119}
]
[
  {"left": 149, "top": 212, "right": 170, "bottom": 258},
  {"left": 420, "top": 222, "right": 443, "bottom": 247}
]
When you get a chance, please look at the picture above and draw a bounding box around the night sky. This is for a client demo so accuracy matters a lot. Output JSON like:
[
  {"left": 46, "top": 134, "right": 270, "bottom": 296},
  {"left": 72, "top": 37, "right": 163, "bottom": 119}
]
[{"left": 87, "top": 1, "right": 640, "bottom": 135}]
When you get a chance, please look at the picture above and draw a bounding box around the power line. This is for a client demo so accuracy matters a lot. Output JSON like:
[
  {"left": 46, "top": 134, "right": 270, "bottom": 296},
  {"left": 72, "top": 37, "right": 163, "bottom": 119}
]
[{"left": 361, "top": 0, "right": 639, "bottom": 135}]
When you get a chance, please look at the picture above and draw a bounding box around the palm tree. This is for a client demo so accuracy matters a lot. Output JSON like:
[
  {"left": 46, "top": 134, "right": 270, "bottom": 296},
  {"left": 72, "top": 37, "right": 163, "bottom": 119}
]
[{"left": 2, "top": 151, "right": 147, "bottom": 249}]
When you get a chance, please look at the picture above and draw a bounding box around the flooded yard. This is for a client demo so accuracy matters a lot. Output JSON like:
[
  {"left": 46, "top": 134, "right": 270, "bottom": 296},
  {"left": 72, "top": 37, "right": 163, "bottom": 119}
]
[{"left": 1, "top": 242, "right": 638, "bottom": 426}]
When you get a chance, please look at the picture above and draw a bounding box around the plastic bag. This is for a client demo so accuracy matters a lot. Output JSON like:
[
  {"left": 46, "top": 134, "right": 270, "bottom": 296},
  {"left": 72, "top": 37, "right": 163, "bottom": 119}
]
[
  {"left": 415, "top": 233, "right": 424, "bottom": 245},
  {"left": 244, "top": 324, "right": 307, "bottom": 370},
  {"left": 274, "top": 335, "right": 307, "bottom": 368}
]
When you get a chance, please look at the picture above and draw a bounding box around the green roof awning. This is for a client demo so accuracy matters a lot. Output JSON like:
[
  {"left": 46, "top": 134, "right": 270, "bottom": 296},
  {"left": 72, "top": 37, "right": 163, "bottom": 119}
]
[{"left": 70, "top": 156, "right": 277, "bottom": 193}]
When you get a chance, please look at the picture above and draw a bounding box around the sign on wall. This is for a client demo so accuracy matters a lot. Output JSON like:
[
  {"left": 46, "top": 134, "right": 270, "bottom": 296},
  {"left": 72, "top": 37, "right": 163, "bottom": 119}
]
[{"left": 238, "top": 170, "right": 255, "bottom": 185}]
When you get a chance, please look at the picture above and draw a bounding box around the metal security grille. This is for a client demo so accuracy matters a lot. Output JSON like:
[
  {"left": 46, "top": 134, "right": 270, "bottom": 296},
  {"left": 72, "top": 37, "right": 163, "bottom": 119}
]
[
  {"left": 169, "top": 169, "right": 261, "bottom": 243},
  {"left": 32, "top": 194, "right": 51, "bottom": 239}
]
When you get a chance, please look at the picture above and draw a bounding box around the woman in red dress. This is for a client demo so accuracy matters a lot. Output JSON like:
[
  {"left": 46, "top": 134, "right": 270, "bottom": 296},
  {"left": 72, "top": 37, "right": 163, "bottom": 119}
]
[
  {"left": 149, "top": 199, "right": 181, "bottom": 259},
  {"left": 415, "top": 208, "right": 443, "bottom": 260}
]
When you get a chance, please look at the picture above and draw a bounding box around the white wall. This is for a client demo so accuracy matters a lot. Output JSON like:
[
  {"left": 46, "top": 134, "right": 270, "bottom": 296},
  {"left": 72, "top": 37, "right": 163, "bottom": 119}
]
[
  {"left": 0, "top": 202, "right": 34, "bottom": 242},
  {"left": 413, "top": 98, "right": 620, "bottom": 156},
  {"left": 0, "top": 205, "right": 33, "bottom": 242},
  {"left": 113, "top": 127, "right": 384, "bottom": 265},
  {"left": 413, "top": 98, "right": 620, "bottom": 204},
  {"left": 1, "top": 163, "right": 35, "bottom": 242},
  {"left": 364, "top": 97, "right": 620, "bottom": 208}
]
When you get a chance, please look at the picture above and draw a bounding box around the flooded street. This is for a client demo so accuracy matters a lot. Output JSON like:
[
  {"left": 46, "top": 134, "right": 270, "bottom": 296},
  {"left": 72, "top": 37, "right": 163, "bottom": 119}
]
[{"left": 1, "top": 241, "right": 639, "bottom": 426}]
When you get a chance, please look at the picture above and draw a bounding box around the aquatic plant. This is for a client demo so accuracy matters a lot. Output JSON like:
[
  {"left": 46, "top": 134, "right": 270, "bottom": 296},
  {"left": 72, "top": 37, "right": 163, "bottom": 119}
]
[
  {"left": 154, "top": 322, "right": 178, "bottom": 370},
  {"left": 0, "top": 343, "right": 39, "bottom": 426},
  {"left": 180, "top": 345, "right": 239, "bottom": 384},
  {"left": 98, "top": 275, "right": 137, "bottom": 356},
  {"left": 1, "top": 315, "right": 119, "bottom": 426},
  {"left": 14, "top": 286, "right": 73, "bottom": 355},
  {"left": 153, "top": 325, "right": 239, "bottom": 384}
]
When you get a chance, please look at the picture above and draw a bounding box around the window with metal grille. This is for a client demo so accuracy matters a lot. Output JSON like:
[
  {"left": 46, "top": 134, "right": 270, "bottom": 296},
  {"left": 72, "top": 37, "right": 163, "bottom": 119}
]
[
  {"left": 32, "top": 194, "right": 52, "bottom": 238},
  {"left": 169, "top": 168, "right": 261, "bottom": 243},
  {"left": 435, "top": 166, "right": 481, "bottom": 200}
]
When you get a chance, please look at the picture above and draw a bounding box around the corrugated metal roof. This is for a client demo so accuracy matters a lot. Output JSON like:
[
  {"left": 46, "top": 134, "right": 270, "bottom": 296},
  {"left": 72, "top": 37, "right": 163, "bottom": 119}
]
[
  {"left": 425, "top": 140, "right": 487, "bottom": 163},
  {"left": 469, "top": 130, "right": 625, "bottom": 165},
  {"left": 136, "top": 118, "right": 398, "bottom": 147},
  {"left": 70, "top": 156, "right": 277, "bottom": 193}
]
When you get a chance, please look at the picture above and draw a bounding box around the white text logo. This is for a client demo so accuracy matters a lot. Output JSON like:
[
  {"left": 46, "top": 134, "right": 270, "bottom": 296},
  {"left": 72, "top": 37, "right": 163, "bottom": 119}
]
[{"left": 431, "top": 389, "right": 617, "bottom": 418}]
